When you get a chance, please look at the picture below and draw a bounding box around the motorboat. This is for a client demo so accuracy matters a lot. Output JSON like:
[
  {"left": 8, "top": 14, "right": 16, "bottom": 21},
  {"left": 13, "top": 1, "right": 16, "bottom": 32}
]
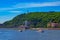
[
  {"left": 18, "top": 30, "right": 22, "bottom": 32},
  {"left": 37, "top": 29, "right": 44, "bottom": 33}
]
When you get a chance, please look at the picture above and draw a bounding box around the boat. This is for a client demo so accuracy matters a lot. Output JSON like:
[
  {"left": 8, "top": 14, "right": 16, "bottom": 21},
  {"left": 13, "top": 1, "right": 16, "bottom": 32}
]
[
  {"left": 18, "top": 30, "right": 22, "bottom": 32},
  {"left": 37, "top": 29, "right": 44, "bottom": 33}
]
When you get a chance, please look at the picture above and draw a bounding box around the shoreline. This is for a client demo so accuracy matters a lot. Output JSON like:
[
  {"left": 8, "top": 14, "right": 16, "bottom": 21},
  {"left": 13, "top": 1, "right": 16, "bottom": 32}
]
[
  {"left": 30, "top": 28, "right": 60, "bottom": 30},
  {"left": 0, "top": 28, "right": 60, "bottom": 30}
]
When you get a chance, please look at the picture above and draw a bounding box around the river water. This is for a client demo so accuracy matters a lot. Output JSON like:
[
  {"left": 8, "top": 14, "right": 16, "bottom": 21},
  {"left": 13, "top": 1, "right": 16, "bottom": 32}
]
[{"left": 0, "top": 29, "right": 60, "bottom": 40}]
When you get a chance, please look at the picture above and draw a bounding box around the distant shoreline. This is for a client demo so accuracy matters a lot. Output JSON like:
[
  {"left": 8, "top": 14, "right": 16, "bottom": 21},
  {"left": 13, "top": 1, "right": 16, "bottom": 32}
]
[
  {"left": 30, "top": 28, "right": 60, "bottom": 30},
  {"left": 0, "top": 28, "right": 60, "bottom": 30}
]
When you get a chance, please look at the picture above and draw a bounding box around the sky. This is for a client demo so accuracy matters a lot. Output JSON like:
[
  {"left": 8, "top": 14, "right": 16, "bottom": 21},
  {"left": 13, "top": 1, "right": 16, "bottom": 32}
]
[{"left": 0, "top": 0, "right": 60, "bottom": 24}]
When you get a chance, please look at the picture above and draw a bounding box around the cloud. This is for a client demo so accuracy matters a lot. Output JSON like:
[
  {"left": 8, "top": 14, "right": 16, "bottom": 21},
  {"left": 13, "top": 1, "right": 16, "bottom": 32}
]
[
  {"left": 8, "top": 11, "right": 23, "bottom": 13},
  {"left": 0, "top": 7, "right": 16, "bottom": 11},
  {"left": 0, "top": 1, "right": 60, "bottom": 11},
  {"left": 14, "top": 1, "right": 60, "bottom": 8}
]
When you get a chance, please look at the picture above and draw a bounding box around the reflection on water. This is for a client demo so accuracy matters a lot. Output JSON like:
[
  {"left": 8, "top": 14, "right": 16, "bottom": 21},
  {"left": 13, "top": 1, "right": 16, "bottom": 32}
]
[{"left": 0, "top": 29, "right": 60, "bottom": 40}]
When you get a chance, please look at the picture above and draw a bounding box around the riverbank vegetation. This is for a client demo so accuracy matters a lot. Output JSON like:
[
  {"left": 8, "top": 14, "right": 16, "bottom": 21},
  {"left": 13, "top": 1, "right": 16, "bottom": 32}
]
[{"left": 1, "top": 12, "right": 60, "bottom": 28}]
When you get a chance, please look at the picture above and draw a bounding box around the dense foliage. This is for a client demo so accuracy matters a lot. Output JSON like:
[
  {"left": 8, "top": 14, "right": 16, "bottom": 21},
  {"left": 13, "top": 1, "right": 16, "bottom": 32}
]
[{"left": 3, "top": 12, "right": 60, "bottom": 28}]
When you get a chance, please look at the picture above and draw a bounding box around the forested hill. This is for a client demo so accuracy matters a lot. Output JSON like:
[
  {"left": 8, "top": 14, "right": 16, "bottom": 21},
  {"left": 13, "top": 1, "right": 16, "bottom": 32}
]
[{"left": 3, "top": 12, "right": 60, "bottom": 28}]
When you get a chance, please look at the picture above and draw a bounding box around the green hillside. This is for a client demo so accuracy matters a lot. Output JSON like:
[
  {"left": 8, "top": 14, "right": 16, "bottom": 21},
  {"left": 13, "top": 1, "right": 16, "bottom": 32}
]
[{"left": 3, "top": 12, "right": 60, "bottom": 28}]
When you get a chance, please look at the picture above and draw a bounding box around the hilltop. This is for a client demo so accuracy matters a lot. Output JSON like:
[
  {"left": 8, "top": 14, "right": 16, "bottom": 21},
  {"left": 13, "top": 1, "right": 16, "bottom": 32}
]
[{"left": 3, "top": 12, "right": 60, "bottom": 28}]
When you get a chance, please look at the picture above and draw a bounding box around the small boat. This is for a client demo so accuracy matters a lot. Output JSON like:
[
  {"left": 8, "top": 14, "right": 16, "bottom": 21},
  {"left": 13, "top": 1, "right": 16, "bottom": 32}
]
[
  {"left": 18, "top": 30, "right": 22, "bottom": 32},
  {"left": 37, "top": 29, "right": 44, "bottom": 33},
  {"left": 41, "top": 30, "right": 44, "bottom": 33}
]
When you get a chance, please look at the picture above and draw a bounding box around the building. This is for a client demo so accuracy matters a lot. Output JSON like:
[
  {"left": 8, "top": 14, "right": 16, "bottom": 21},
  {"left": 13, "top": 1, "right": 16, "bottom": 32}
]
[{"left": 47, "top": 22, "right": 59, "bottom": 28}]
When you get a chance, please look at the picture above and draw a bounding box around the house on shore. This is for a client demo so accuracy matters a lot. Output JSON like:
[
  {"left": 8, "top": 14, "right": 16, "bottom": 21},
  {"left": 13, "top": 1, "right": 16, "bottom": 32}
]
[{"left": 47, "top": 22, "right": 59, "bottom": 28}]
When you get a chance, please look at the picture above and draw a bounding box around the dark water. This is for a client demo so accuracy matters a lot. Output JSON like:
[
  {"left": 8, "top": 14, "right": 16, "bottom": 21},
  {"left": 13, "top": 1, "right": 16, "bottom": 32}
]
[{"left": 0, "top": 29, "right": 60, "bottom": 40}]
